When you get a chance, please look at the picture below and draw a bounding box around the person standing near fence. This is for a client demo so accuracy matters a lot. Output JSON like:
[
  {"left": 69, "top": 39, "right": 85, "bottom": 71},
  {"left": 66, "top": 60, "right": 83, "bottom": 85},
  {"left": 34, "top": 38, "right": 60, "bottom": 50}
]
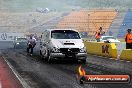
[
  {"left": 95, "top": 27, "right": 105, "bottom": 42},
  {"left": 125, "top": 29, "right": 132, "bottom": 49}
]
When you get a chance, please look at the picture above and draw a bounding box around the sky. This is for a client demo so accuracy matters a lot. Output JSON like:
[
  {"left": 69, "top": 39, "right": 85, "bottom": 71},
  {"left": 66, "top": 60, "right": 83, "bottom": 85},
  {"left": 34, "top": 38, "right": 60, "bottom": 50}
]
[{"left": 0, "top": 0, "right": 131, "bottom": 12}]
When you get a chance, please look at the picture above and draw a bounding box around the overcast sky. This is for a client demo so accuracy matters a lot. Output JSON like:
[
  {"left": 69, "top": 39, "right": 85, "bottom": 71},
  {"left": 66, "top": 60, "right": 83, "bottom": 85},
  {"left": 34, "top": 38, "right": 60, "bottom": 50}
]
[{"left": 0, "top": 0, "right": 131, "bottom": 12}]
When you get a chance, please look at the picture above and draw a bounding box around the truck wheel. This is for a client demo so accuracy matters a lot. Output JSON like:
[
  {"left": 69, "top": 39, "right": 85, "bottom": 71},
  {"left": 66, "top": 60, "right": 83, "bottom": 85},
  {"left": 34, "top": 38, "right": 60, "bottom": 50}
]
[
  {"left": 40, "top": 50, "right": 44, "bottom": 59},
  {"left": 40, "top": 50, "right": 48, "bottom": 61},
  {"left": 40, "top": 50, "right": 43, "bottom": 58},
  {"left": 40, "top": 50, "right": 42, "bottom": 55}
]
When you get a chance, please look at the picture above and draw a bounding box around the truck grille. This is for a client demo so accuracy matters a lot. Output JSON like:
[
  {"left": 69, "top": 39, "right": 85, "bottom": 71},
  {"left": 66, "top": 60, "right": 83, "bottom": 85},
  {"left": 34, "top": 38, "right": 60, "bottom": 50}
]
[{"left": 60, "top": 48, "right": 79, "bottom": 53}]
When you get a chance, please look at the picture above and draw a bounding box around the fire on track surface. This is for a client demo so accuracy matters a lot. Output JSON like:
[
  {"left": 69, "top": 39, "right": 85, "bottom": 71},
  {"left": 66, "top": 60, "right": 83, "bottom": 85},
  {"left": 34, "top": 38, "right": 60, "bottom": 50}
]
[{"left": 1, "top": 47, "right": 132, "bottom": 88}]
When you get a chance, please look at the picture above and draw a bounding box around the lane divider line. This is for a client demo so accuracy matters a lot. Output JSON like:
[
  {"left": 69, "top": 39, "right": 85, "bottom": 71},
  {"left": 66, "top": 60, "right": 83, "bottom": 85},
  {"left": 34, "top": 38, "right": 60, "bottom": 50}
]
[
  {"left": 2, "top": 56, "right": 31, "bottom": 88},
  {"left": 0, "top": 81, "right": 2, "bottom": 88}
]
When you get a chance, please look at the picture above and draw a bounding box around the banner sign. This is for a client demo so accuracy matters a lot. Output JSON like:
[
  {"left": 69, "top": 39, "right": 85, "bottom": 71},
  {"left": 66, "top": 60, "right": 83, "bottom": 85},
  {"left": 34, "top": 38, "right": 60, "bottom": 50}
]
[{"left": 0, "top": 33, "right": 25, "bottom": 41}]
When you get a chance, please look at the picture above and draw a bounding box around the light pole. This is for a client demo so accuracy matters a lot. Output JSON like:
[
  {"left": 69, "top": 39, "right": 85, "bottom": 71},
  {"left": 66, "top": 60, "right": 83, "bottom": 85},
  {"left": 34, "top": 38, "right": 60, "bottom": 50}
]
[{"left": 88, "top": 14, "right": 90, "bottom": 37}]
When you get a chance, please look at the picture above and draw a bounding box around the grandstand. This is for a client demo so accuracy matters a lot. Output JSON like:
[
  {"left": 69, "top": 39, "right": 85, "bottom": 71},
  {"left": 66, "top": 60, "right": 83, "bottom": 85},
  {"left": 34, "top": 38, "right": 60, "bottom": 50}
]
[
  {"left": 57, "top": 9, "right": 117, "bottom": 36},
  {"left": 118, "top": 9, "right": 132, "bottom": 38},
  {"left": 107, "top": 11, "right": 126, "bottom": 37}
]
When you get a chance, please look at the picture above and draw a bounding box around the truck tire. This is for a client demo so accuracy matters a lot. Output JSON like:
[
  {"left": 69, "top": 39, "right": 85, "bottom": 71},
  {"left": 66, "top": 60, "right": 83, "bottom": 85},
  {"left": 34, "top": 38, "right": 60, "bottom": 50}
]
[
  {"left": 40, "top": 50, "right": 42, "bottom": 55},
  {"left": 40, "top": 50, "right": 48, "bottom": 61},
  {"left": 40, "top": 50, "right": 44, "bottom": 59}
]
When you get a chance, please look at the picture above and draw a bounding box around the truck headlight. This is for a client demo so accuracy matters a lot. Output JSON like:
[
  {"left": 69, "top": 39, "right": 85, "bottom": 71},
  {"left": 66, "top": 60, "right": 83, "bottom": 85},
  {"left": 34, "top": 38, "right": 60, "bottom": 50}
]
[
  {"left": 52, "top": 47, "right": 60, "bottom": 52},
  {"left": 80, "top": 47, "right": 86, "bottom": 52}
]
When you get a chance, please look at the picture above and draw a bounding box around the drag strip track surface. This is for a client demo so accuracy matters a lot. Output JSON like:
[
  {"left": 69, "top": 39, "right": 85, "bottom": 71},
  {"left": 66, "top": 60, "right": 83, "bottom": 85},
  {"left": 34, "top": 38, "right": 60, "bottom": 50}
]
[{"left": 1, "top": 48, "right": 132, "bottom": 88}]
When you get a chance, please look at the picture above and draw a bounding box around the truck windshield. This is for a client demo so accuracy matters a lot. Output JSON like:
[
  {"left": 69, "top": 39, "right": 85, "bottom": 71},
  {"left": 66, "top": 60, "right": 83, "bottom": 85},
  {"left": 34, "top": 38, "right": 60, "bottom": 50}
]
[{"left": 51, "top": 30, "right": 81, "bottom": 39}]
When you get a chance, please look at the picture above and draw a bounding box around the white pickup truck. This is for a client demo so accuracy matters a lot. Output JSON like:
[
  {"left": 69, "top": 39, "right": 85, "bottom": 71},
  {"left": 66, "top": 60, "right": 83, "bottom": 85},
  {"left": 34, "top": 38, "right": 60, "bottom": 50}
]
[{"left": 40, "top": 29, "right": 87, "bottom": 63}]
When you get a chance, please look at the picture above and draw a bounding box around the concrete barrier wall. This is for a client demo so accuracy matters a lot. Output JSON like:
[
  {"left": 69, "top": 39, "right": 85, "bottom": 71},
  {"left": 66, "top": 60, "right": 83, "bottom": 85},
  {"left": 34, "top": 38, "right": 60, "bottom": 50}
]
[
  {"left": 120, "top": 49, "right": 132, "bottom": 61},
  {"left": 84, "top": 42, "right": 117, "bottom": 58}
]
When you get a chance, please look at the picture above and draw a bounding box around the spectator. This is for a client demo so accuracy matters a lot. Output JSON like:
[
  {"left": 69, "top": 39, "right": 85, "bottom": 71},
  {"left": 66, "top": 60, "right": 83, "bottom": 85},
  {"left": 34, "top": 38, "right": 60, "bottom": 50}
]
[
  {"left": 95, "top": 27, "right": 105, "bottom": 42},
  {"left": 125, "top": 29, "right": 132, "bottom": 49}
]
